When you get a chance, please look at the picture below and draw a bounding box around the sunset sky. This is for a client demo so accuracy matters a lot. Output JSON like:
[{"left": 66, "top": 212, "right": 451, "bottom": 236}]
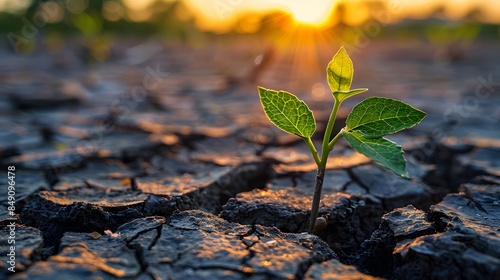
[
  {"left": 1, "top": 0, "right": 499, "bottom": 33},
  {"left": 182, "top": 0, "right": 500, "bottom": 32}
]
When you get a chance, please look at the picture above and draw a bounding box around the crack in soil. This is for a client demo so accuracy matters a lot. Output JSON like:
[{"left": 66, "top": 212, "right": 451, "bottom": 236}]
[
  {"left": 127, "top": 241, "right": 149, "bottom": 273},
  {"left": 346, "top": 166, "right": 371, "bottom": 193}
]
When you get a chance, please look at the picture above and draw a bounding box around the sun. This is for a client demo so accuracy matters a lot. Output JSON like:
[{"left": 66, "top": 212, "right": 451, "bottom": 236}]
[{"left": 289, "top": 0, "right": 336, "bottom": 27}]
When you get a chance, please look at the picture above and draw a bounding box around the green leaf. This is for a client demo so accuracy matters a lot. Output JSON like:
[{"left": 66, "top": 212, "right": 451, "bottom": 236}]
[
  {"left": 258, "top": 87, "right": 316, "bottom": 138},
  {"left": 342, "top": 130, "right": 408, "bottom": 178},
  {"left": 327, "top": 46, "right": 354, "bottom": 92},
  {"left": 334, "top": 88, "right": 368, "bottom": 103},
  {"left": 346, "top": 97, "right": 426, "bottom": 138}
]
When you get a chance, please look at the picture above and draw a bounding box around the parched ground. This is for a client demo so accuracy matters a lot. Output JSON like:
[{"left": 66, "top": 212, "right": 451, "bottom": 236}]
[{"left": 0, "top": 38, "right": 499, "bottom": 279}]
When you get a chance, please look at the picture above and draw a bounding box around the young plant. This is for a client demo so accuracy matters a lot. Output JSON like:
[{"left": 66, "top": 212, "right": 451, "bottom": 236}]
[{"left": 258, "top": 47, "right": 426, "bottom": 234}]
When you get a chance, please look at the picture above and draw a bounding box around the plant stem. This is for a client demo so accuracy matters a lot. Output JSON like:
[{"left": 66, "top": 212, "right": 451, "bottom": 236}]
[
  {"left": 320, "top": 98, "right": 341, "bottom": 167},
  {"left": 328, "top": 130, "right": 344, "bottom": 151},
  {"left": 304, "top": 137, "right": 321, "bottom": 166},
  {"left": 308, "top": 97, "right": 342, "bottom": 234},
  {"left": 308, "top": 167, "right": 325, "bottom": 233}
]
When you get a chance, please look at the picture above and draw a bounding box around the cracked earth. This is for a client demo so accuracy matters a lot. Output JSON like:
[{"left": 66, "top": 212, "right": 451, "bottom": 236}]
[{"left": 0, "top": 40, "right": 499, "bottom": 279}]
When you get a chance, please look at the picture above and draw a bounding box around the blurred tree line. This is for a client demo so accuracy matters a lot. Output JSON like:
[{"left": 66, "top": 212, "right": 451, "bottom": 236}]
[{"left": 2, "top": 0, "right": 498, "bottom": 60}]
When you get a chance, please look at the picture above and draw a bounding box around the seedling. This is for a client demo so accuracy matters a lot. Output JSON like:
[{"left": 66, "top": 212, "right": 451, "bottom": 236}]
[{"left": 258, "top": 47, "right": 426, "bottom": 234}]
